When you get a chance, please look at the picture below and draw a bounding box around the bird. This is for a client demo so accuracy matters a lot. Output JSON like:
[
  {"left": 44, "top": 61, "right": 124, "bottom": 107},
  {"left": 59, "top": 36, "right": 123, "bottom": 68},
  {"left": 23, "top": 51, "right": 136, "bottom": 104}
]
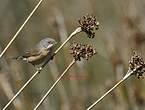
[{"left": 13, "top": 37, "right": 57, "bottom": 66}]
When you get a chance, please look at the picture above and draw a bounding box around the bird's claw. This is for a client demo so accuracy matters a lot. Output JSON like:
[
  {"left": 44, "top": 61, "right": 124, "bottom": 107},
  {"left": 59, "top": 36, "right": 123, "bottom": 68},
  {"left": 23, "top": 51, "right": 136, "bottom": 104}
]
[{"left": 36, "top": 67, "right": 42, "bottom": 72}]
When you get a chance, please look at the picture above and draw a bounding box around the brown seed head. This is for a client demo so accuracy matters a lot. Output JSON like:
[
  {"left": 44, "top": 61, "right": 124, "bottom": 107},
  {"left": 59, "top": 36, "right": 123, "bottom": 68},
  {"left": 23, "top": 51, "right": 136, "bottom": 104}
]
[
  {"left": 70, "top": 42, "right": 97, "bottom": 61},
  {"left": 78, "top": 14, "right": 99, "bottom": 38},
  {"left": 129, "top": 51, "right": 145, "bottom": 78}
]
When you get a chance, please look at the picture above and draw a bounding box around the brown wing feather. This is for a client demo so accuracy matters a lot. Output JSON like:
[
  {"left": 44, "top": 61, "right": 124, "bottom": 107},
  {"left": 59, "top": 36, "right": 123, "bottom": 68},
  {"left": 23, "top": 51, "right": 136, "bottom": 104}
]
[{"left": 23, "top": 49, "right": 41, "bottom": 58}]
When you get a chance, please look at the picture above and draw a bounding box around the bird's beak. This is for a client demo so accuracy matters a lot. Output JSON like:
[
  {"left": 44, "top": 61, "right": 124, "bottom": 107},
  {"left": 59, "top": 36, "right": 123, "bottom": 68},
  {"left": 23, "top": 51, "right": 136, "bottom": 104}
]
[
  {"left": 46, "top": 42, "right": 57, "bottom": 49},
  {"left": 47, "top": 44, "right": 53, "bottom": 49}
]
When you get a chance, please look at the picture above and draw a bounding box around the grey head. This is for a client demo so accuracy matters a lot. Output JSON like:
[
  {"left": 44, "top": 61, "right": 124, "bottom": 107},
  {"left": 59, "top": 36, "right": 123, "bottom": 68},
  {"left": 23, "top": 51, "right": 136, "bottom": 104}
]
[{"left": 36, "top": 37, "right": 57, "bottom": 50}]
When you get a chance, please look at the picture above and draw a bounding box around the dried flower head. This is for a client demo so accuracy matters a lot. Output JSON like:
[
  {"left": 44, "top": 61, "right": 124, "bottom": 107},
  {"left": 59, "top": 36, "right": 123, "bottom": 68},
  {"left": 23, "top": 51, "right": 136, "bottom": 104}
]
[
  {"left": 129, "top": 51, "right": 145, "bottom": 78},
  {"left": 78, "top": 14, "right": 99, "bottom": 38},
  {"left": 70, "top": 42, "right": 97, "bottom": 61}
]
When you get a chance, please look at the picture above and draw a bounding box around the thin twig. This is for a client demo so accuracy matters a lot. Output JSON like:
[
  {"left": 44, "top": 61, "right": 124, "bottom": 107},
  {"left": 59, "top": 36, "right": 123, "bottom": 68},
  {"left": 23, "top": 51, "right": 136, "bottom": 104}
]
[
  {"left": 2, "top": 70, "right": 40, "bottom": 110},
  {"left": 48, "top": 62, "right": 70, "bottom": 110},
  {"left": 54, "top": 27, "right": 82, "bottom": 54},
  {"left": 0, "top": 0, "right": 44, "bottom": 58},
  {"left": 50, "top": 10, "right": 70, "bottom": 107},
  {"left": 2, "top": 27, "right": 81, "bottom": 110},
  {"left": 0, "top": 74, "right": 22, "bottom": 110},
  {"left": 55, "top": 9, "right": 79, "bottom": 96},
  {"left": 34, "top": 60, "right": 76, "bottom": 110},
  {"left": 86, "top": 70, "right": 134, "bottom": 110}
]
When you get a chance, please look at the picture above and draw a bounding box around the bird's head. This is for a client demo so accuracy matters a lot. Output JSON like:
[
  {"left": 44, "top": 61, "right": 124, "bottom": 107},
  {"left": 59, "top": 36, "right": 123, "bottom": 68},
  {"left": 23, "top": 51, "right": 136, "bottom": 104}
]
[{"left": 37, "top": 37, "right": 57, "bottom": 49}]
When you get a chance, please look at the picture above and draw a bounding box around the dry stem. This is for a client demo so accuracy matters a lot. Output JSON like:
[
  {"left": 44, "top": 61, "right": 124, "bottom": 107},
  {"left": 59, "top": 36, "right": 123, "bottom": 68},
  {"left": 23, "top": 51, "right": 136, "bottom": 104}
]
[
  {"left": 0, "top": 0, "right": 44, "bottom": 58},
  {"left": 34, "top": 60, "right": 76, "bottom": 110},
  {"left": 54, "top": 27, "right": 82, "bottom": 54},
  {"left": 86, "top": 69, "right": 135, "bottom": 110},
  {"left": 2, "top": 70, "right": 40, "bottom": 110}
]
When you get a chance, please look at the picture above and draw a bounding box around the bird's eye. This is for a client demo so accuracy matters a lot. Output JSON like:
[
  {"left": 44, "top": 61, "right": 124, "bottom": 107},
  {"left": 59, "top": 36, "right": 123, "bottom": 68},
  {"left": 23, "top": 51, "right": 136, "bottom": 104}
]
[{"left": 49, "top": 41, "right": 53, "bottom": 44}]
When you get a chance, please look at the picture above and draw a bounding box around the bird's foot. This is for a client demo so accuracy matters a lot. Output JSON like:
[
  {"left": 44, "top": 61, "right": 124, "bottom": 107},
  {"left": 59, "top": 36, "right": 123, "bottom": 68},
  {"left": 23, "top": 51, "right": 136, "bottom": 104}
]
[{"left": 34, "top": 66, "right": 42, "bottom": 72}]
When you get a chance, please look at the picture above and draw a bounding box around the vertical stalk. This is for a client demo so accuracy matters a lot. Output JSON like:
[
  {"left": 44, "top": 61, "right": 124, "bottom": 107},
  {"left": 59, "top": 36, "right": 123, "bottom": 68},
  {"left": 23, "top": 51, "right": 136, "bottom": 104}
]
[
  {"left": 2, "top": 70, "right": 40, "bottom": 110},
  {"left": 54, "top": 27, "right": 82, "bottom": 54},
  {"left": 86, "top": 70, "right": 133, "bottom": 110},
  {"left": 34, "top": 60, "right": 76, "bottom": 110},
  {"left": 0, "top": 0, "right": 44, "bottom": 58}
]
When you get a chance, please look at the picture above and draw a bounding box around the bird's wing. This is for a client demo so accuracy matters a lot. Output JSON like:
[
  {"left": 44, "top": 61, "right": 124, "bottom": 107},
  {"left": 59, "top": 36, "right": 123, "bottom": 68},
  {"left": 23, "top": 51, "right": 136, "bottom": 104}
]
[{"left": 23, "top": 49, "right": 42, "bottom": 58}]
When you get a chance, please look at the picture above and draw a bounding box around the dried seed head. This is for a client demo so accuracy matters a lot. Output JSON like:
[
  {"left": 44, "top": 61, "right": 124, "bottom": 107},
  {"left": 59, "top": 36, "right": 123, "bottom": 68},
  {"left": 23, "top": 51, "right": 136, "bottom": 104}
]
[
  {"left": 129, "top": 51, "right": 145, "bottom": 78},
  {"left": 70, "top": 42, "right": 97, "bottom": 61},
  {"left": 78, "top": 14, "right": 99, "bottom": 38}
]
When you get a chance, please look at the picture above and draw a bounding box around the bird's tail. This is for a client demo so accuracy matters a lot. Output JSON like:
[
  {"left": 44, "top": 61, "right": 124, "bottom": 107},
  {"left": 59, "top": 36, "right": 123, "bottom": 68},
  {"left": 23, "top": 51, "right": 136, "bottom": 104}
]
[{"left": 11, "top": 56, "right": 24, "bottom": 60}]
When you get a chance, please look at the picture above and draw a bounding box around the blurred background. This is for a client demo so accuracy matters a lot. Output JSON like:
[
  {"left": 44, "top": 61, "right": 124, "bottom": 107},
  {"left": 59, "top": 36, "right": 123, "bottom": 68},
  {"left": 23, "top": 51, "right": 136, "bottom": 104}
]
[{"left": 0, "top": 0, "right": 145, "bottom": 110}]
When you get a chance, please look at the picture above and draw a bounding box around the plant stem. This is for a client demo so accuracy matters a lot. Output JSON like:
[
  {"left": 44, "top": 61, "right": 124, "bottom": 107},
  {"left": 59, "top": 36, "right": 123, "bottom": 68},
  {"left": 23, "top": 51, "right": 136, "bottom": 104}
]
[
  {"left": 2, "top": 70, "right": 40, "bottom": 110},
  {"left": 0, "top": 0, "right": 44, "bottom": 58},
  {"left": 54, "top": 27, "right": 82, "bottom": 54},
  {"left": 86, "top": 70, "right": 134, "bottom": 110},
  {"left": 34, "top": 60, "right": 76, "bottom": 110}
]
